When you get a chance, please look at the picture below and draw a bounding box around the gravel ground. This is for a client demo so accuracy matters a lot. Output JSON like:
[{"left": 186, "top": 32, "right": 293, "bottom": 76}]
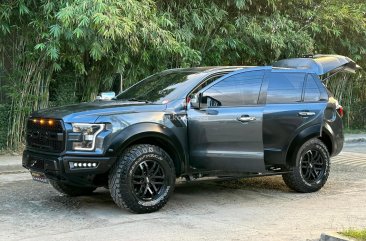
[{"left": 0, "top": 143, "right": 366, "bottom": 241}]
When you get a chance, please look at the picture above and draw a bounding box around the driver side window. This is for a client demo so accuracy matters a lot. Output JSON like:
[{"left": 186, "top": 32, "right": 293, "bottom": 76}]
[
  {"left": 203, "top": 71, "right": 264, "bottom": 107},
  {"left": 189, "top": 74, "right": 224, "bottom": 99}
]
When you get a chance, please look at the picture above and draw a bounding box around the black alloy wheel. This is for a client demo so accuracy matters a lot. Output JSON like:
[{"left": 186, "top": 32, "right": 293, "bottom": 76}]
[
  {"left": 300, "top": 149, "right": 326, "bottom": 184},
  {"left": 131, "top": 160, "right": 167, "bottom": 201}
]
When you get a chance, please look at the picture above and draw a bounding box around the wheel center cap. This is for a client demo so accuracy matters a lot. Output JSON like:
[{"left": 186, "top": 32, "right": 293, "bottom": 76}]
[
  {"left": 146, "top": 177, "right": 150, "bottom": 183},
  {"left": 309, "top": 163, "right": 313, "bottom": 168}
]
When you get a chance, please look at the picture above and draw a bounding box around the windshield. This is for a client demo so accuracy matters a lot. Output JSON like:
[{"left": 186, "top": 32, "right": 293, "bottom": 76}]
[{"left": 116, "top": 70, "right": 198, "bottom": 103}]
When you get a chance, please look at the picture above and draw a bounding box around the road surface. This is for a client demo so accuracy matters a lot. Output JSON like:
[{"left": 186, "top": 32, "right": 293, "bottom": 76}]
[{"left": 0, "top": 143, "right": 366, "bottom": 241}]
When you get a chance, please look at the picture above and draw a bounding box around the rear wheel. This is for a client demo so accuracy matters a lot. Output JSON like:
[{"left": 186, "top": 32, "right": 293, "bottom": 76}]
[
  {"left": 109, "top": 144, "right": 175, "bottom": 213},
  {"left": 283, "top": 138, "right": 330, "bottom": 193},
  {"left": 49, "top": 180, "right": 96, "bottom": 196}
]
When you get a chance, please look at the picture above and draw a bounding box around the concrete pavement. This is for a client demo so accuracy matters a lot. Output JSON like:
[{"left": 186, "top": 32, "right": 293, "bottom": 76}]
[{"left": 1, "top": 148, "right": 366, "bottom": 241}]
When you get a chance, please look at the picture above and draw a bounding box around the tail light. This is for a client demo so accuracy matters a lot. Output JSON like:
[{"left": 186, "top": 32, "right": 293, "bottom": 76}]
[{"left": 336, "top": 105, "right": 344, "bottom": 118}]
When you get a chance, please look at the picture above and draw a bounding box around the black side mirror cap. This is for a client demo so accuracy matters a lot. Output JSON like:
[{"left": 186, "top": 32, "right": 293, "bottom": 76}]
[{"left": 190, "top": 93, "right": 201, "bottom": 109}]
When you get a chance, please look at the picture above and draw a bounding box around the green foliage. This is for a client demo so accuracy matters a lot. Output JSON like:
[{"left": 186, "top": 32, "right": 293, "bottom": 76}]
[
  {"left": 0, "top": 0, "right": 366, "bottom": 149},
  {"left": 340, "top": 228, "right": 366, "bottom": 241},
  {"left": 49, "top": 71, "right": 79, "bottom": 107},
  {"left": 0, "top": 105, "right": 9, "bottom": 150}
]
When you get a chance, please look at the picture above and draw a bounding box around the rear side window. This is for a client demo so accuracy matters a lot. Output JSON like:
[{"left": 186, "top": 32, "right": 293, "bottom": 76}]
[
  {"left": 304, "top": 74, "right": 321, "bottom": 102},
  {"left": 266, "top": 72, "right": 306, "bottom": 104},
  {"left": 203, "top": 71, "right": 264, "bottom": 107}
]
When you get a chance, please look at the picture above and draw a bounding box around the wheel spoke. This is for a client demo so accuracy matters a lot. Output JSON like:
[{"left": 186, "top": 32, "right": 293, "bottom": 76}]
[
  {"left": 151, "top": 181, "right": 164, "bottom": 185},
  {"left": 147, "top": 185, "right": 154, "bottom": 195},
  {"left": 149, "top": 162, "right": 157, "bottom": 175},
  {"left": 143, "top": 184, "right": 149, "bottom": 195},
  {"left": 152, "top": 174, "right": 165, "bottom": 179},
  {"left": 132, "top": 159, "right": 166, "bottom": 201},
  {"left": 137, "top": 183, "right": 146, "bottom": 196},
  {"left": 139, "top": 162, "right": 147, "bottom": 174},
  {"left": 308, "top": 151, "right": 313, "bottom": 162},
  {"left": 303, "top": 168, "right": 311, "bottom": 179},
  {"left": 150, "top": 182, "right": 158, "bottom": 192},
  {"left": 153, "top": 166, "right": 161, "bottom": 176}
]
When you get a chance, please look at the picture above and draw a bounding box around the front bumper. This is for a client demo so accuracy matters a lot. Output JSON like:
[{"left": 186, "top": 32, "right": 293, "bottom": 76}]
[{"left": 22, "top": 150, "right": 116, "bottom": 187}]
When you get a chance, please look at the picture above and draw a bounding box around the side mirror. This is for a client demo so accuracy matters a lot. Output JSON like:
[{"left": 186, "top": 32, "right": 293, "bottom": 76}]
[
  {"left": 96, "top": 91, "right": 116, "bottom": 101},
  {"left": 190, "top": 93, "right": 201, "bottom": 109},
  {"left": 190, "top": 93, "right": 209, "bottom": 109}
]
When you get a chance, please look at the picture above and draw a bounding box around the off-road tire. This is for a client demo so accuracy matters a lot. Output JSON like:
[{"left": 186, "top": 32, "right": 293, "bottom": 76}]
[
  {"left": 49, "top": 180, "right": 96, "bottom": 196},
  {"left": 109, "top": 144, "right": 176, "bottom": 213},
  {"left": 283, "top": 138, "right": 330, "bottom": 193}
]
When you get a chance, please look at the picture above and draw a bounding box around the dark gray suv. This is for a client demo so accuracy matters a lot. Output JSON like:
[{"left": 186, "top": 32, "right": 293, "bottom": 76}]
[{"left": 23, "top": 54, "right": 360, "bottom": 213}]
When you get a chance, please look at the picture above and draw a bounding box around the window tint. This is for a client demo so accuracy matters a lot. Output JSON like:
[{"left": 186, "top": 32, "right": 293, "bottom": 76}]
[
  {"left": 266, "top": 72, "right": 305, "bottom": 104},
  {"left": 203, "top": 71, "right": 264, "bottom": 107},
  {"left": 189, "top": 74, "right": 225, "bottom": 98},
  {"left": 304, "top": 74, "right": 321, "bottom": 102}
]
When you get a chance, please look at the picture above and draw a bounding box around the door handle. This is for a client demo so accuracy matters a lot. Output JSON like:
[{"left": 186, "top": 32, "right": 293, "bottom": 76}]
[
  {"left": 298, "top": 111, "right": 316, "bottom": 117},
  {"left": 206, "top": 109, "right": 218, "bottom": 115},
  {"left": 237, "top": 115, "right": 256, "bottom": 122}
]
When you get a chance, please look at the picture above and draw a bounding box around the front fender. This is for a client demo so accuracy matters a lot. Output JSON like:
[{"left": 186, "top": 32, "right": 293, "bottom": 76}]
[{"left": 107, "top": 123, "right": 187, "bottom": 175}]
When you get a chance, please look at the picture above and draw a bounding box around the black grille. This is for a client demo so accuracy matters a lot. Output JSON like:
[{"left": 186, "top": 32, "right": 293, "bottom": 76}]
[{"left": 26, "top": 118, "right": 65, "bottom": 153}]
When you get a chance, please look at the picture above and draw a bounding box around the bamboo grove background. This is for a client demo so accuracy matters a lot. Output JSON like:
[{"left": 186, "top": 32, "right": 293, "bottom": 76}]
[{"left": 0, "top": 0, "right": 366, "bottom": 151}]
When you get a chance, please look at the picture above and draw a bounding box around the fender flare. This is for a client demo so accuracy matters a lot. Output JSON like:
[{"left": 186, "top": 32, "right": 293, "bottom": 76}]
[
  {"left": 285, "top": 124, "right": 322, "bottom": 167},
  {"left": 108, "top": 123, "right": 187, "bottom": 175}
]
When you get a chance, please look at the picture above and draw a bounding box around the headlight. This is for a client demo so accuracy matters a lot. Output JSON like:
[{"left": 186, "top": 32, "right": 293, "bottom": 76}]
[{"left": 71, "top": 123, "right": 105, "bottom": 151}]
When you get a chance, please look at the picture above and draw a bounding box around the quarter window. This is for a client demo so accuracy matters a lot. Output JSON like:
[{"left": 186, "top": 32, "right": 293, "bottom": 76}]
[
  {"left": 304, "top": 74, "right": 321, "bottom": 102},
  {"left": 266, "top": 72, "right": 306, "bottom": 104}
]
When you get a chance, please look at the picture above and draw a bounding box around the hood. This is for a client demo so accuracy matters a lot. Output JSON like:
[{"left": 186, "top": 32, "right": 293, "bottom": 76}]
[
  {"left": 31, "top": 101, "right": 167, "bottom": 123},
  {"left": 272, "top": 54, "right": 361, "bottom": 75}
]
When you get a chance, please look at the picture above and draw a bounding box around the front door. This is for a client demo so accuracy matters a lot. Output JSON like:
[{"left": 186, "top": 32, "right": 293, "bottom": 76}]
[{"left": 188, "top": 70, "right": 266, "bottom": 173}]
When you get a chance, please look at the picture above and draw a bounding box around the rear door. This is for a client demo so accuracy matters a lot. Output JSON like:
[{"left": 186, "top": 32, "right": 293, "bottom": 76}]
[
  {"left": 262, "top": 71, "right": 327, "bottom": 165},
  {"left": 188, "top": 70, "right": 266, "bottom": 173}
]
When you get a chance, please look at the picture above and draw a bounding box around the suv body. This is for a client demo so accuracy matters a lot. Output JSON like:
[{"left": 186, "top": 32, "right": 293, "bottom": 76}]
[{"left": 23, "top": 55, "right": 359, "bottom": 213}]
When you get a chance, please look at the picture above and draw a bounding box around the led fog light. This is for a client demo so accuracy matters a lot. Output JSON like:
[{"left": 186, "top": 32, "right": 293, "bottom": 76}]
[{"left": 69, "top": 162, "right": 99, "bottom": 169}]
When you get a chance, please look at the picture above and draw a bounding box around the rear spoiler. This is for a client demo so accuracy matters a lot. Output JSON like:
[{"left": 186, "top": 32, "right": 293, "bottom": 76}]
[{"left": 272, "top": 54, "right": 361, "bottom": 75}]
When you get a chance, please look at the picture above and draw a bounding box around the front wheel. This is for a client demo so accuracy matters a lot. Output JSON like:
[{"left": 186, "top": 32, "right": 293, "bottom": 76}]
[
  {"left": 109, "top": 144, "right": 176, "bottom": 213},
  {"left": 283, "top": 138, "right": 330, "bottom": 193}
]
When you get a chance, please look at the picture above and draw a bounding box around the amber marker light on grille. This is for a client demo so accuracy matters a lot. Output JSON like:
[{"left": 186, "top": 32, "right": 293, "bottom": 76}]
[
  {"left": 48, "top": 120, "right": 54, "bottom": 125},
  {"left": 40, "top": 119, "right": 45, "bottom": 124},
  {"left": 32, "top": 119, "right": 37, "bottom": 123}
]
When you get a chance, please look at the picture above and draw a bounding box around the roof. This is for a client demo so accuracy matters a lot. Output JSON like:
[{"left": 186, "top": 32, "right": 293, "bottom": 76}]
[{"left": 164, "top": 54, "right": 360, "bottom": 76}]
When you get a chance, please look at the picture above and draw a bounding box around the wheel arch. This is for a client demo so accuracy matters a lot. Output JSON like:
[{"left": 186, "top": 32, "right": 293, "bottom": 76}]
[
  {"left": 286, "top": 124, "right": 322, "bottom": 167},
  {"left": 108, "top": 123, "right": 186, "bottom": 176}
]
